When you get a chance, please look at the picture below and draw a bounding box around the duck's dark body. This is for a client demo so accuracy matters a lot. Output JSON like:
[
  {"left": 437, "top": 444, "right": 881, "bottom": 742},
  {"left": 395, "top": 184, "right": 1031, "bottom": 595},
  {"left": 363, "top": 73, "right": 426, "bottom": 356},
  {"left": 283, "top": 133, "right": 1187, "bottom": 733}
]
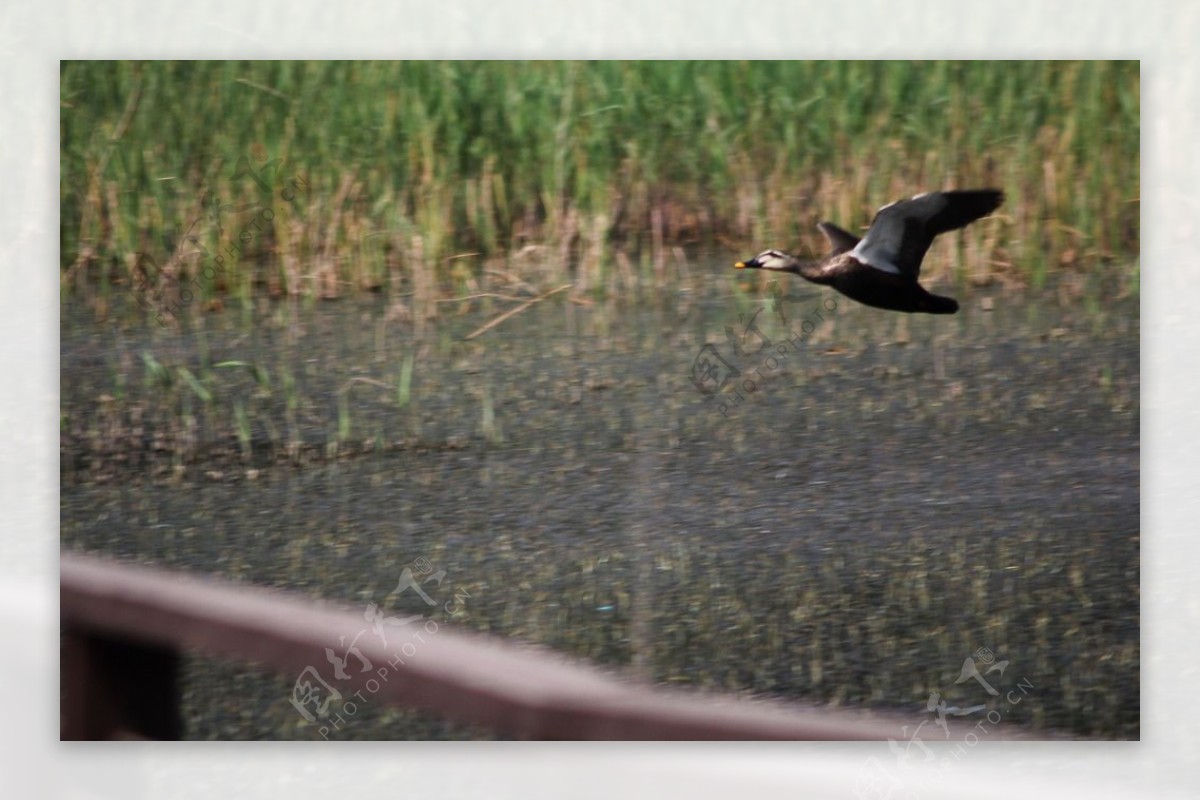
[
  {"left": 815, "top": 254, "right": 960, "bottom": 314},
  {"left": 735, "top": 189, "right": 1003, "bottom": 314}
]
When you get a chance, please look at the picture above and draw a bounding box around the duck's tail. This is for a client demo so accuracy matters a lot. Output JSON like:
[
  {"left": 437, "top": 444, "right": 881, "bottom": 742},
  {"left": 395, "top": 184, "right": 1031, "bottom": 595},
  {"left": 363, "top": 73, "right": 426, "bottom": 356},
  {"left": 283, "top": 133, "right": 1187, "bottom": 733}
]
[{"left": 922, "top": 293, "right": 959, "bottom": 314}]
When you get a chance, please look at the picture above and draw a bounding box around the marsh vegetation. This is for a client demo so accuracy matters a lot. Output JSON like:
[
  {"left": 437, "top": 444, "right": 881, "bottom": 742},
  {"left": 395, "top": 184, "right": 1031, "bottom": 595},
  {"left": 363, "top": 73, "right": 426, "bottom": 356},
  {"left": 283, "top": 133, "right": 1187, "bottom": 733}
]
[{"left": 62, "top": 61, "right": 1138, "bottom": 311}]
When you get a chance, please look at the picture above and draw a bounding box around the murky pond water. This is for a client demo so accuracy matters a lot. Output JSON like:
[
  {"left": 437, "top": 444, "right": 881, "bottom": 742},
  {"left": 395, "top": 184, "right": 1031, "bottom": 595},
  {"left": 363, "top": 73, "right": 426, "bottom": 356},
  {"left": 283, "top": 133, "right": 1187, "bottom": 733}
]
[{"left": 60, "top": 269, "right": 1140, "bottom": 739}]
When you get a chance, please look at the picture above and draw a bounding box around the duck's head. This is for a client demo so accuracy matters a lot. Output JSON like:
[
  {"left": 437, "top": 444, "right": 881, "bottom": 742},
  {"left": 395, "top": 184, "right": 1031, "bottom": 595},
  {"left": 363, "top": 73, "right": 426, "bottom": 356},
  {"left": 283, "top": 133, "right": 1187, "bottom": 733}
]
[{"left": 734, "top": 250, "right": 792, "bottom": 271}]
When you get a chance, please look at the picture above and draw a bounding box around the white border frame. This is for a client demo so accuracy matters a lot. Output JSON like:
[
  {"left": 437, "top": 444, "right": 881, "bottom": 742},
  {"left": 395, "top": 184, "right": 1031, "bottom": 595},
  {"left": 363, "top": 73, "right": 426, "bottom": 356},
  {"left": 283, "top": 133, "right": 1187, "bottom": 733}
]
[{"left": 6, "top": 1, "right": 1190, "bottom": 796}]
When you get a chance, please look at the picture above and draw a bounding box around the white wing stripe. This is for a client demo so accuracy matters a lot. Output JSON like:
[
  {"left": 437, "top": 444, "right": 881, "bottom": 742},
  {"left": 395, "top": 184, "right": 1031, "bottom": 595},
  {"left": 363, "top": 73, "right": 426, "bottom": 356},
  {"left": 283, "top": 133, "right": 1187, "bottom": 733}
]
[{"left": 850, "top": 239, "right": 902, "bottom": 275}]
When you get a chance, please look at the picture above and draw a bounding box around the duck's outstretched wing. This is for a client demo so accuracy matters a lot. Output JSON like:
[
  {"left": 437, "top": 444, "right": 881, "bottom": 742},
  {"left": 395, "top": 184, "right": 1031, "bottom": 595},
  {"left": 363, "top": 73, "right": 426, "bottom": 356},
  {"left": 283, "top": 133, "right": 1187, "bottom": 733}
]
[
  {"left": 849, "top": 189, "right": 1004, "bottom": 279},
  {"left": 816, "top": 221, "right": 860, "bottom": 255}
]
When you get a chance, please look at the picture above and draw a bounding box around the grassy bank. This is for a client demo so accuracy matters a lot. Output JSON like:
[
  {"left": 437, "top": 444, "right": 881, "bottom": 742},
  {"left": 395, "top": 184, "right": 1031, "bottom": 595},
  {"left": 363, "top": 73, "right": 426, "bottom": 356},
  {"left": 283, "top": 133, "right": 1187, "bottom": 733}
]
[{"left": 61, "top": 60, "right": 1139, "bottom": 313}]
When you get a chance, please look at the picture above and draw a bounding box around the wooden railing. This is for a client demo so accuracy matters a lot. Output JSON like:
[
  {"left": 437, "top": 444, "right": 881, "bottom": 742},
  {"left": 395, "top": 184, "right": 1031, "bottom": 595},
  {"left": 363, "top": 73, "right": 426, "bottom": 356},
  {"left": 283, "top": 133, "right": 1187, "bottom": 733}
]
[{"left": 60, "top": 551, "right": 1014, "bottom": 741}]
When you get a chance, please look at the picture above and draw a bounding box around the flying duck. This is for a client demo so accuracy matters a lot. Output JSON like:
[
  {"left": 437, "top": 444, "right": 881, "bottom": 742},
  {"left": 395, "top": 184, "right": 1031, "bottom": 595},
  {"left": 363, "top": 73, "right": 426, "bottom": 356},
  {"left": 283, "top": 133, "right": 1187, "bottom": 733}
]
[{"left": 734, "top": 189, "right": 1004, "bottom": 314}]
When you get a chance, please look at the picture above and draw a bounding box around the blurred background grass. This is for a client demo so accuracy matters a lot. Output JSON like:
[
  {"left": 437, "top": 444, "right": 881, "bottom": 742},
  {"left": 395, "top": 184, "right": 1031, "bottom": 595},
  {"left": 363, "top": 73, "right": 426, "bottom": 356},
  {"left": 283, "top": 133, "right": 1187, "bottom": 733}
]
[{"left": 61, "top": 60, "right": 1139, "bottom": 310}]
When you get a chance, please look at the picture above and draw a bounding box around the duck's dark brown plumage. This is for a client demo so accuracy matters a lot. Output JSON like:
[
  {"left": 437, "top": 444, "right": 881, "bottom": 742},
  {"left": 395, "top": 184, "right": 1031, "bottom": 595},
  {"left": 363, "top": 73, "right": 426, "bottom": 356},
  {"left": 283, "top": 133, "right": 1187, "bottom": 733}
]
[{"left": 735, "top": 189, "right": 1004, "bottom": 314}]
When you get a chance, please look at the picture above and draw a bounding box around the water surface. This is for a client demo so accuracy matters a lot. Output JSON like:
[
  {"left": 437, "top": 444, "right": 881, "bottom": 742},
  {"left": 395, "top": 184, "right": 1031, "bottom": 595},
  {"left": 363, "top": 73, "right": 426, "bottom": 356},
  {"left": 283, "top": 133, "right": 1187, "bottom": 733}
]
[{"left": 60, "top": 271, "right": 1140, "bottom": 739}]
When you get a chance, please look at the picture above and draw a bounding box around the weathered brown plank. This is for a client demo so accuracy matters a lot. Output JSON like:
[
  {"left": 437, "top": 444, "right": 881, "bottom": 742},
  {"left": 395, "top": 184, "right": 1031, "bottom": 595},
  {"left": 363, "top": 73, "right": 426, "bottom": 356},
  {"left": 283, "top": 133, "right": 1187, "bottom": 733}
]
[{"left": 60, "top": 551, "right": 997, "bottom": 741}]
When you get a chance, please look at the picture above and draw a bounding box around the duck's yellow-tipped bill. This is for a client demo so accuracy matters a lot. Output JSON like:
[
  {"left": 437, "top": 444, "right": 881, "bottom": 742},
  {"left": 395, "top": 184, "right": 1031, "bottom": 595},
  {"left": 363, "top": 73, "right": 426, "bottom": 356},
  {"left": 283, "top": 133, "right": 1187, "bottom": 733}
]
[{"left": 734, "top": 261, "right": 747, "bottom": 269}]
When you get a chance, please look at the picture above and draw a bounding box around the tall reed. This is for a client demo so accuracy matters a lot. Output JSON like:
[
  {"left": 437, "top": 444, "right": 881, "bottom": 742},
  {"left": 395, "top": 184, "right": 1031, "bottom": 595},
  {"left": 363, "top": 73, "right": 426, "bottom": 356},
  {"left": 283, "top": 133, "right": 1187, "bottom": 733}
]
[{"left": 61, "top": 61, "right": 1139, "bottom": 309}]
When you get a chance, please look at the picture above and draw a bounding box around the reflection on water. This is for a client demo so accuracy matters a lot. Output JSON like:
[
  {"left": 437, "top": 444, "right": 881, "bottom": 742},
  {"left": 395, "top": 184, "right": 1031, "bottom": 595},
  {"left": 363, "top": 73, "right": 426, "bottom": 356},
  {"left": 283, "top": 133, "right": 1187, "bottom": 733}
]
[{"left": 61, "top": 268, "right": 1140, "bottom": 739}]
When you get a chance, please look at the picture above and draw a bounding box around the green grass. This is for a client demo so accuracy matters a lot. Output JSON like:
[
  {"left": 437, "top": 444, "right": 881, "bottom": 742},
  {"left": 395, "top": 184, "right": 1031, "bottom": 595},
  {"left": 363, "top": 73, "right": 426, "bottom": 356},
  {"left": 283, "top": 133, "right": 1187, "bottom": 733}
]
[{"left": 61, "top": 60, "right": 1139, "bottom": 310}]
